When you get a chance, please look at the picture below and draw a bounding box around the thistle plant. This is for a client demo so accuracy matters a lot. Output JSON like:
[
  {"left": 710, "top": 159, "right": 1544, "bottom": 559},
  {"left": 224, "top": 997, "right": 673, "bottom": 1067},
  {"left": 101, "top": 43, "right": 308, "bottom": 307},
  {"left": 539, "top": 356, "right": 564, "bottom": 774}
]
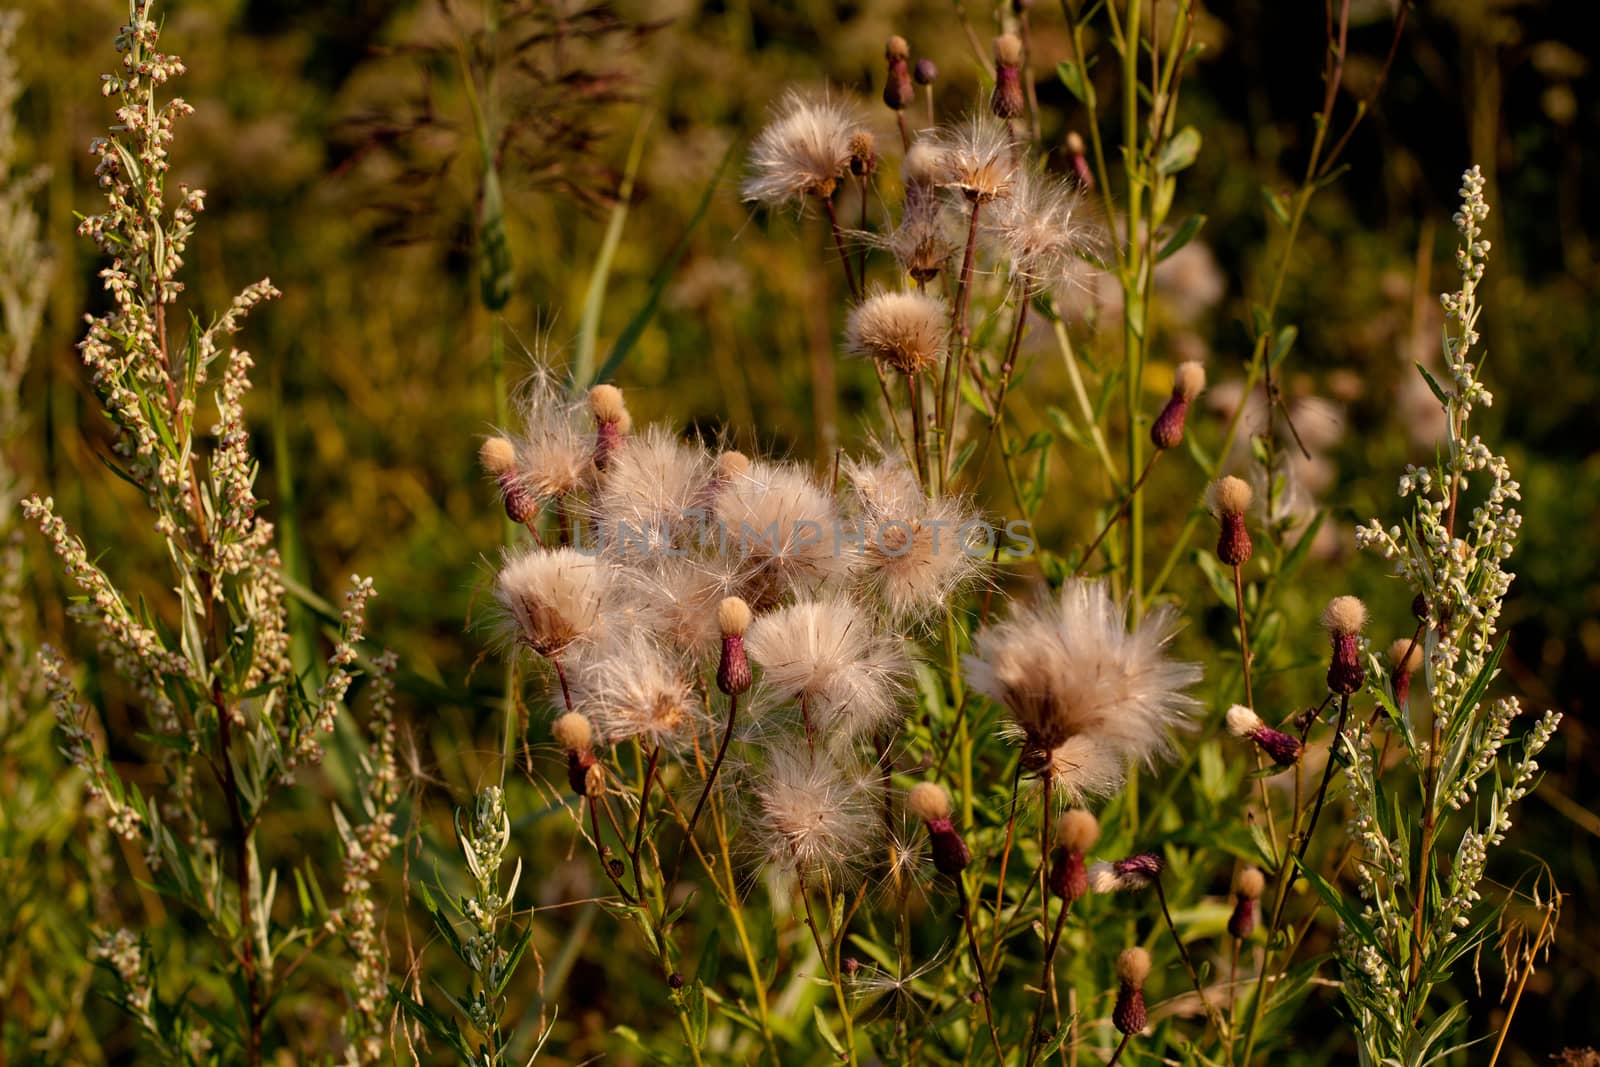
[{"left": 22, "top": 3, "right": 374, "bottom": 1060}]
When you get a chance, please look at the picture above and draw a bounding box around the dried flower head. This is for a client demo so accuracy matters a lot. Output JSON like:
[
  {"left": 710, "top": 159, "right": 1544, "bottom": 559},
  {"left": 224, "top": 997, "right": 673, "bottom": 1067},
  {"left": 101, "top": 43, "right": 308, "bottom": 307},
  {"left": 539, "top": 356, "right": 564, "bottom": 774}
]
[
  {"left": 845, "top": 290, "right": 949, "bottom": 376},
  {"left": 986, "top": 170, "right": 1093, "bottom": 292},
  {"left": 883, "top": 151, "right": 958, "bottom": 282},
  {"left": 1208, "top": 475, "right": 1255, "bottom": 566},
  {"left": 621, "top": 555, "right": 745, "bottom": 657},
  {"left": 516, "top": 375, "right": 591, "bottom": 501},
  {"left": 966, "top": 580, "right": 1200, "bottom": 778},
  {"left": 848, "top": 131, "right": 877, "bottom": 178},
  {"left": 495, "top": 547, "right": 610, "bottom": 657},
  {"left": 742, "top": 91, "right": 862, "bottom": 208},
  {"left": 572, "top": 637, "right": 701, "bottom": 751},
  {"left": 990, "top": 34, "right": 1025, "bottom": 119},
  {"left": 750, "top": 744, "right": 880, "bottom": 881},
  {"left": 745, "top": 595, "right": 907, "bottom": 744},
  {"left": 1088, "top": 852, "right": 1163, "bottom": 894},
  {"left": 928, "top": 117, "right": 1018, "bottom": 204},
  {"left": 846, "top": 458, "right": 985, "bottom": 621},
  {"left": 1151, "top": 360, "right": 1206, "bottom": 450},
  {"left": 1225, "top": 704, "right": 1304, "bottom": 767},
  {"left": 1045, "top": 734, "right": 1128, "bottom": 802},
  {"left": 551, "top": 711, "right": 593, "bottom": 752},
  {"left": 592, "top": 425, "right": 712, "bottom": 554},
  {"left": 714, "top": 460, "right": 858, "bottom": 602}
]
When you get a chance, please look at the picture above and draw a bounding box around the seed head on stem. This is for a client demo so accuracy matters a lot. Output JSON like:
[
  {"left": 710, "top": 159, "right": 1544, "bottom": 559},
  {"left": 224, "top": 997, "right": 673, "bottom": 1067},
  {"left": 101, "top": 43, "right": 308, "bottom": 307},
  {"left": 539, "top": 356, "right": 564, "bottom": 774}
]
[{"left": 1322, "top": 595, "right": 1368, "bottom": 695}]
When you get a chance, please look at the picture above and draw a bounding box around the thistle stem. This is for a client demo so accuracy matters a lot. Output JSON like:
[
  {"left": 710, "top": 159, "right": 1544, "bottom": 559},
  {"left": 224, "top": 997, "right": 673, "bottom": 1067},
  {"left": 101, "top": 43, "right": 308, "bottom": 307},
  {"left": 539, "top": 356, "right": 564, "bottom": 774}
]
[
  {"left": 631, "top": 746, "right": 662, "bottom": 898},
  {"left": 1295, "top": 693, "right": 1350, "bottom": 870},
  {"left": 822, "top": 195, "right": 860, "bottom": 301},
  {"left": 1154, "top": 875, "right": 1224, "bottom": 1035},
  {"left": 1106, "top": 1033, "right": 1133, "bottom": 1066},
  {"left": 686, "top": 691, "right": 739, "bottom": 838},
  {"left": 1074, "top": 450, "right": 1160, "bottom": 576},
  {"left": 800, "top": 876, "right": 860, "bottom": 1067},
  {"left": 956, "top": 876, "right": 1007, "bottom": 1064}
]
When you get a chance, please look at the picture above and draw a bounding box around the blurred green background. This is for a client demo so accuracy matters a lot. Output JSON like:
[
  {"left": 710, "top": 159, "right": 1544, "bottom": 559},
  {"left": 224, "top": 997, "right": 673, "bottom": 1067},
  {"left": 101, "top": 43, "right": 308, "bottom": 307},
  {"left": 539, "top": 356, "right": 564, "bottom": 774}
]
[{"left": 4, "top": 0, "right": 1596, "bottom": 1060}]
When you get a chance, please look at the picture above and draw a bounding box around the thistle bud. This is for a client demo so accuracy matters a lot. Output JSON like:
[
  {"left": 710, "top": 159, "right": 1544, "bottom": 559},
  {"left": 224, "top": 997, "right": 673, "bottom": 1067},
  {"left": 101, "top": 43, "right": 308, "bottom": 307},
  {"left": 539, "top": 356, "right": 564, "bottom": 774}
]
[
  {"left": 587, "top": 384, "right": 630, "bottom": 472},
  {"left": 1322, "top": 596, "right": 1368, "bottom": 695},
  {"left": 1150, "top": 361, "right": 1206, "bottom": 450},
  {"left": 553, "top": 712, "right": 599, "bottom": 796},
  {"left": 883, "top": 36, "right": 915, "bottom": 111},
  {"left": 913, "top": 57, "right": 938, "bottom": 87},
  {"left": 479, "top": 436, "right": 538, "bottom": 524},
  {"left": 848, "top": 131, "right": 878, "bottom": 178},
  {"left": 1113, "top": 947, "right": 1151, "bottom": 1035},
  {"left": 716, "top": 597, "right": 753, "bottom": 696},
  {"left": 990, "top": 34, "right": 1025, "bottom": 120},
  {"left": 1388, "top": 637, "right": 1422, "bottom": 708},
  {"left": 1225, "top": 704, "right": 1304, "bottom": 767},
  {"left": 1228, "top": 866, "right": 1266, "bottom": 939},
  {"left": 1065, "top": 130, "right": 1094, "bottom": 190},
  {"left": 1088, "top": 852, "right": 1163, "bottom": 894},
  {"left": 908, "top": 781, "right": 970, "bottom": 876},
  {"left": 1207, "top": 476, "right": 1254, "bottom": 567},
  {"left": 1047, "top": 808, "right": 1099, "bottom": 902}
]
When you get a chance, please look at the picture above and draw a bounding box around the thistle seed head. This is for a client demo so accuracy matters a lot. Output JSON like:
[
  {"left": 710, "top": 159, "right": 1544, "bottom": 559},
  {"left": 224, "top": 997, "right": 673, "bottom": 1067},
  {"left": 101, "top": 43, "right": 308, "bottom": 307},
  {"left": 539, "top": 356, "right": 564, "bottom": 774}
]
[
  {"left": 1113, "top": 947, "right": 1151, "bottom": 1035},
  {"left": 551, "top": 711, "right": 593, "bottom": 753},
  {"left": 1323, "top": 595, "right": 1368, "bottom": 695},
  {"left": 717, "top": 596, "right": 753, "bottom": 696},
  {"left": 1208, "top": 476, "right": 1255, "bottom": 566},
  {"left": 990, "top": 35, "right": 1025, "bottom": 119},
  {"left": 845, "top": 289, "right": 949, "bottom": 376},
  {"left": 742, "top": 91, "right": 862, "bottom": 208},
  {"left": 883, "top": 37, "right": 914, "bottom": 111}
]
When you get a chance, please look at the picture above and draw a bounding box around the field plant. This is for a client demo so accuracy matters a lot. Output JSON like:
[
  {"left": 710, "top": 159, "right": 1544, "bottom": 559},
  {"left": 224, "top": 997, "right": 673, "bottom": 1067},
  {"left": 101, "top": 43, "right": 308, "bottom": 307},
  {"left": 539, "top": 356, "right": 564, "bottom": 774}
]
[{"left": 2, "top": 1, "right": 1575, "bottom": 1065}]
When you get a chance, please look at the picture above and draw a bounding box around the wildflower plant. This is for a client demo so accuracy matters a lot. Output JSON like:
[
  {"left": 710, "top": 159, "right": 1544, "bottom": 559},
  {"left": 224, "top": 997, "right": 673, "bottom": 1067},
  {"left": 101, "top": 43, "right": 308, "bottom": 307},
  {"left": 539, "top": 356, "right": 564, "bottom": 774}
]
[{"left": 21, "top": 3, "right": 378, "bottom": 1060}]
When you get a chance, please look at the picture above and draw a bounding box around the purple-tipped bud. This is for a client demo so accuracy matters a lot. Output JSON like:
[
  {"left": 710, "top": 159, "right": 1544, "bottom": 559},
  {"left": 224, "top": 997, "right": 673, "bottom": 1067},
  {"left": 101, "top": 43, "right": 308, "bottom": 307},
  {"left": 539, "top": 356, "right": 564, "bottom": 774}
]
[
  {"left": 1151, "top": 361, "right": 1205, "bottom": 450},
  {"left": 1228, "top": 896, "right": 1257, "bottom": 939},
  {"left": 1065, "top": 131, "right": 1094, "bottom": 190},
  {"left": 1150, "top": 395, "right": 1190, "bottom": 451},
  {"left": 1209, "top": 476, "right": 1254, "bottom": 567},
  {"left": 479, "top": 437, "right": 539, "bottom": 523},
  {"left": 1048, "top": 846, "right": 1088, "bottom": 902},
  {"left": 927, "top": 817, "right": 971, "bottom": 876},
  {"left": 1253, "top": 726, "right": 1304, "bottom": 766},
  {"left": 588, "top": 384, "right": 630, "bottom": 473},
  {"left": 1322, "top": 596, "right": 1368, "bottom": 696},
  {"left": 913, "top": 58, "right": 938, "bottom": 86},
  {"left": 990, "top": 35, "right": 1025, "bottom": 120},
  {"left": 716, "top": 597, "right": 753, "bottom": 696},
  {"left": 884, "top": 36, "right": 915, "bottom": 111},
  {"left": 566, "top": 749, "right": 597, "bottom": 796},
  {"left": 1113, "top": 947, "right": 1151, "bottom": 1035}
]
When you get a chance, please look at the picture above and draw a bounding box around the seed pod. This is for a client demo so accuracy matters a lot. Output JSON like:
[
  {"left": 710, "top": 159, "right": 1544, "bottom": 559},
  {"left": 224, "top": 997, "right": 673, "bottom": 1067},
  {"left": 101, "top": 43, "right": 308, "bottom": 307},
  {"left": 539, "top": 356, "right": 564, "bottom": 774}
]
[
  {"left": 1389, "top": 637, "right": 1423, "bottom": 708},
  {"left": 1228, "top": 867, "right": 1266, "bottom": 939},
  {"left": 1225, "top": 705, "right": 1304, "bottom": 767},
  {"left": 914, "top": 57, "right": 938, "bottom": 87},
  {"left": 909, "top": 782, "right": 970, "bottom": 875},
  {"left": 479, "top": 436, "right": 539, "bottom": 524},
  {"left": 588, "top": 384, "right": 630, "bottom": 472}
]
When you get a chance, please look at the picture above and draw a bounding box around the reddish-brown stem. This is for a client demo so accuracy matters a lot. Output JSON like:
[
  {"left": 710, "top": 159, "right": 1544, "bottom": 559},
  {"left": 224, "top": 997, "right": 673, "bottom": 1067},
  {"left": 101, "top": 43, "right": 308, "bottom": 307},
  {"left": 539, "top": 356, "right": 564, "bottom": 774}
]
[
  {"left": 822, "top": 195, "right": 860, "bottom": 301},
  {"left": 1106, "top": 1033, "right": 1133, "bottom": 1066},
  {"left": 1295, "top": 693, "right": 1351, "bottom": 870},
  {"left": 686, "top": 692, "right": 739, "bottom": 838},
  {"left": 1074, "top": 451, "right": 1161, "bottom": 576},
  {"left": 1233, "top": 564, "right": 1255, "bottom": 711},
  {"left": 956, "top": 877, "right": 1006, "bottom": 1064}
]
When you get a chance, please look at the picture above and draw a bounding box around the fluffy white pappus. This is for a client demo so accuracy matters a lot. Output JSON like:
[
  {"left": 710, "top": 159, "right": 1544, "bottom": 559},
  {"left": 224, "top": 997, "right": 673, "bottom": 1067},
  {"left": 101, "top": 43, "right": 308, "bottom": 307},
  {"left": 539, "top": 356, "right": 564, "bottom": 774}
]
[
  {"left": 926, "top": 116, "right": 1018, "bottom": 204},
  {"left": 1208, "top": 474, "right": 1253, "bottom": 516},
  {"left": 1322, "top": 595, "right": 1368, "bottom": 635},
  {"left": 569, "top": 635, "right": 704, "bottom": 752},
  {"left": 965, "top": 580, "right": 1201, "bottom": 770},
  {"left": 591, "top": 426, "right": 714, "bottom": 556},
  {"left": 745, "top": 595, "right": 909, "bottom": 744},
  {"left": 1173, "top": 360, "right": 1207, "bottom": 401},
  {"left": 747, "top": 743, "right": 881, "bottom": 882},
  {"left": 1225, "top": 704, "right": 1264, "bottom": 737},
  {"left": 906, "top": 781, "right": 952, "bottom": 822},
  {"left": 742, "top": 91, "right": 863, "bottom": 209},
  {"left": 845, "top": 289, "right": 949, "bottom": 376},
  {"left": 515, "top": 373, "right": 591, "bottom": 500},
  {"left": 618, "top": 553, "right": 750, "bottom": 659},
  {"left": 845, "top": 459, "right": 988, "bottom": 623},
  {"left": 714, "top": 460, "right": 858, "bottom": 605},
  {"left": 986, "top": 169, "right": 1096, "bottom": 293},
  {"left": 494, "top": 547, "right": 611, "bottom": 657},
  {"left": 1045, "top": 735, "right": 1127, "bottom": 803}
]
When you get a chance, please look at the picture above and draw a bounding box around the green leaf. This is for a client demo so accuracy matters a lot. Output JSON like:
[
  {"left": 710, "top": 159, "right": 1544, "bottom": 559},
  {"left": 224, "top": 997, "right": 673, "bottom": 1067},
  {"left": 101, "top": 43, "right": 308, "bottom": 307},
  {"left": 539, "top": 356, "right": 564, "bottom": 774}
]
[
  {"left": 1157, "top": 214, "right": 1207, "bottom": 262},
  {"left": 1261, "top": 184, "right": 1291, "bottom": 226},
  {"left": 1056, "top": 60, "right": 1088, "bottom": 103},
  {"left": 571, "top": 109, "right": 654, "bottom": 393},
  {"left": 813, "top": 1005, "right": 846, "bottom": 1058},
  {"left": 1294, "top": 857, "right": 1375, "bottom": 944},
  {"left": 1046, "top": 404, "right": 1087, "bottom": 448},
  {"left": 1416, "top": 362, "right": 1451, "bottom": 406},
  {"left": 1157, "top": 127, "right": 1201, "bottom": 175},
  {"left": 1270, "top": 325, "right": 1298, "bottom": 368}
]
